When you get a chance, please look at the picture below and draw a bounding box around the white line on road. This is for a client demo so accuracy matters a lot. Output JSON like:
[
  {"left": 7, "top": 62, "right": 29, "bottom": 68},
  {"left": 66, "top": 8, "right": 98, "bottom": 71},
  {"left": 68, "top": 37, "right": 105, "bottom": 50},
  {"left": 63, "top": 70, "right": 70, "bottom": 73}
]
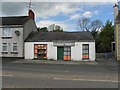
[
  {"left": 53, "top": 78, "right": 119, "bottom": 83},
  {"left": 3, "top": 66, "right": 69, "bottom": 73},
  {"left": 1, "top": 74, "right": 13, "bottom": 77}
]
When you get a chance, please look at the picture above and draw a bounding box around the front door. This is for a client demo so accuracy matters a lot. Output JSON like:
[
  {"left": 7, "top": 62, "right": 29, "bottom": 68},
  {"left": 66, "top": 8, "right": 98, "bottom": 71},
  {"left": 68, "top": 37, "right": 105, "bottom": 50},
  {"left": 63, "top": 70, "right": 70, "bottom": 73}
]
[{"left": 57, "top": 47, "right": 64, "bottom": 60}]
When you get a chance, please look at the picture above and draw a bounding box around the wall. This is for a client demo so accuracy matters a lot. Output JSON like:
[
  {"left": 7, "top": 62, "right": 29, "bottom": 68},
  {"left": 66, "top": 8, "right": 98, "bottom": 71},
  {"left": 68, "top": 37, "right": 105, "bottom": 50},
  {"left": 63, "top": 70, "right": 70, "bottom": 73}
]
[
  {"left": 0, "top": 27, "right": 24, "bottom": 57},
  {"left": 23, "top": 19, "right": 37, "bottom": 40},
  {"left": 115, "top": 23, "right": 120, "bottom": 60},
  {"left": 25, "top": 41, "right": 95, "bottom": 61},
  {"left": 71, "top": 42, "right": 95, "bottom": 61},
  {"left": 25, "top": 42, "right": 57, "bottom": 60}
]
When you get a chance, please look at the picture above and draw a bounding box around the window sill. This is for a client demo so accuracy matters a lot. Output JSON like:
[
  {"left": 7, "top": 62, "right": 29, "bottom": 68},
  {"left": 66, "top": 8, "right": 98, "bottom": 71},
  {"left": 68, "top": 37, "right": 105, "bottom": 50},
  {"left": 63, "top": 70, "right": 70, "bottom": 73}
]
[
  {"left": 82, "top": 58, "right": 90, "bottom": 61},
  {"left": 11, "top": 52, "right": 18, "bottom": 54},
  {"left": 1, "top": 52, "right": 8, "bottom": 54},
  {"left": 2, "top": 37, "right": 12, "bottom": 39}
]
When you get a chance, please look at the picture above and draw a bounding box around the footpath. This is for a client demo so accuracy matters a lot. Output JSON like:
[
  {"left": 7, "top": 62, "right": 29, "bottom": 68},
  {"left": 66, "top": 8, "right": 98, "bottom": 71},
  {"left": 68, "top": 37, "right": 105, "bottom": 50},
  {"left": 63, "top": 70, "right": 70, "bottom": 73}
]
[{"left": 12, "top": 59, "right": 99, "bottom": 65}]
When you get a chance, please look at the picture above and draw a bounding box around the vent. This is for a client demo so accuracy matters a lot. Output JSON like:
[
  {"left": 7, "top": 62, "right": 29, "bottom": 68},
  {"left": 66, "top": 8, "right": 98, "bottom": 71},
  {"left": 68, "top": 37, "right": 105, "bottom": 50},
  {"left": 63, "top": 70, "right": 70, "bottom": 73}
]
[{"left": 15, "top": 31, "right": 20, "bottom": 36}]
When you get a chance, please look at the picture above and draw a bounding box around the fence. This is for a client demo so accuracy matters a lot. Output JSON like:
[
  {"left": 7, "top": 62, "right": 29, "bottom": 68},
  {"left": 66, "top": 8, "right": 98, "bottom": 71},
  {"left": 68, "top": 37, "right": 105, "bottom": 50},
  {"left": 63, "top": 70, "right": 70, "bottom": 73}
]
[{"left": 96, "top": 52, "right": 115, "bottom": 60}]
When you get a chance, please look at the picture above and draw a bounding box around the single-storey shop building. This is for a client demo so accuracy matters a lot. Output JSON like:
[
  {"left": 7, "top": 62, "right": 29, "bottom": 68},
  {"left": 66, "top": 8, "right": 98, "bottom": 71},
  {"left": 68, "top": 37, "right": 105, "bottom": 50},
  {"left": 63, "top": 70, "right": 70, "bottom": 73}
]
[{"left": 25, "top": 31, "right": 95, "bottom": 61}]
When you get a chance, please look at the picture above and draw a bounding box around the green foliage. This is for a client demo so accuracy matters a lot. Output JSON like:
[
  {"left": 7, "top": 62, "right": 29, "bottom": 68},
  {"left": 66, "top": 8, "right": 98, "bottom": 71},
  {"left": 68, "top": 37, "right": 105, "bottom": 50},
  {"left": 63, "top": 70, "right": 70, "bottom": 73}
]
[
  {"left": 37, "top": 27, "right": 49, "bottom": 32},
  {"left": 52, "top": 29, "right": 63, "bottom": 32},
  {"left": 96, "top": 20, "right": 114, "bottom": 53},
  {"left": 37, "top": 25, "right": 63, "bottom": 32}
]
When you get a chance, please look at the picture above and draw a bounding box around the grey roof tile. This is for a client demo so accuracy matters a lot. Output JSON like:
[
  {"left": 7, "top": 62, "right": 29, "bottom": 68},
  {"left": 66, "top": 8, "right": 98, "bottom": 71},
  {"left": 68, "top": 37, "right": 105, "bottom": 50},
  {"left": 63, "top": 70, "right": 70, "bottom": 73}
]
[
  {"left": 25, "top": 31, "right": 95, "bottom": 42},
  {"left": 1, "top": 16, "right": 32, "bottom": 25}
]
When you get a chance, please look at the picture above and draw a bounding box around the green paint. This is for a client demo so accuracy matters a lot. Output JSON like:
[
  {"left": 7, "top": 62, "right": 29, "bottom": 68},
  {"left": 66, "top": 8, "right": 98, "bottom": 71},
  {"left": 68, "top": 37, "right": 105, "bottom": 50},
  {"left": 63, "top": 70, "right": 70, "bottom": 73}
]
[{"left": 57, "top": 47, "right": 64, "bottom": 60}]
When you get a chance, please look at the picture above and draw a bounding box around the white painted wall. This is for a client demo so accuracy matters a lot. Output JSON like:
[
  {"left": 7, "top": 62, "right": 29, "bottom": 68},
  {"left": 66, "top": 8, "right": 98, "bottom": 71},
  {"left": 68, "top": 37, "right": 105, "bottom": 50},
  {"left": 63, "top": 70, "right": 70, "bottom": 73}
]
[
  {"left": 71, "top": 42, "right": 82, "bottom": 61},
  {"left": 25, "top": 42, "right": 34, "bottom": 59},
  {"left": 25, "top": 42, "right": 57, "bottom": 60},
  {"left": 71, "top": 42, "right": 95, "bottom": 61},
  {"left": 25, "top": 41, "right": 95, "bottom": 61},
  {"left": 0, "top": 27, "right": 24, "bottom": 57}
]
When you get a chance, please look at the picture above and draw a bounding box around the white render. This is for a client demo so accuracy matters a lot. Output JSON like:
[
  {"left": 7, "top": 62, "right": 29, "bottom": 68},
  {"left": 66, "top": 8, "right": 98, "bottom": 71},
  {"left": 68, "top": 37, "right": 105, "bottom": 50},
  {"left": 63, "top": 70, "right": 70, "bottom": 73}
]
[
  {"left": 25, "top": 42, "right": 95, "bottom": 61},
  {"left": 25, "top": 42, "right": 57, "bottom": 60},
  {"left": 0, "top": 27, "right": 24, "bottom": 57}
]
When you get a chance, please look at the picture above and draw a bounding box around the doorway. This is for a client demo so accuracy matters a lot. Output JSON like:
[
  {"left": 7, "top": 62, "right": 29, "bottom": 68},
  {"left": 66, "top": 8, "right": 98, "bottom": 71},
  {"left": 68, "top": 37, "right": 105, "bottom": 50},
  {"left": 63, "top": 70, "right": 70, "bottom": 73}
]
[
  {"left": 57, "top": 47, "right": 64, "bottom": 60},
  {"left": 57, "top": 46, "right": 71, "bottom": 61}
]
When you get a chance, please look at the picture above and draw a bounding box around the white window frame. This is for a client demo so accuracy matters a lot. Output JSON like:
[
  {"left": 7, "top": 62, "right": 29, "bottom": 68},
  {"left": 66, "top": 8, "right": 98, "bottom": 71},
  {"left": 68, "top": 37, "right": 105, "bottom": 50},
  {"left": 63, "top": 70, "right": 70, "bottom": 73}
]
[
  {"left": 2, "top": 43, "right": 8, "bottom": 52},
  {"left": 11, "top": 43, "right": 18, "bottom": 52},
  {"left": 2, "top": 28, "right": 12, "bottom": 37}
]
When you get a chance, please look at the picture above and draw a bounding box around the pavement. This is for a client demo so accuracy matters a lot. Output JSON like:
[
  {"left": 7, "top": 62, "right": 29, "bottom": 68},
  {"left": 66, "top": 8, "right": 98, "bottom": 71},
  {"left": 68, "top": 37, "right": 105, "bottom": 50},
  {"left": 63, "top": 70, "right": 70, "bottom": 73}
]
[
  {"left": 2, "top": 58, "right": 119, "bottom": 67},
  {"left": 10, "top": 59, "right": 99, "bottom": 65}
]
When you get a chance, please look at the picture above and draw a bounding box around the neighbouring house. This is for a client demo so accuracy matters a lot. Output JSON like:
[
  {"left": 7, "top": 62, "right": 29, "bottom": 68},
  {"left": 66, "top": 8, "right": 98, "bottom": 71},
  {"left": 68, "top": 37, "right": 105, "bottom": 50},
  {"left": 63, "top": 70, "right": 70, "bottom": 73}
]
[
  {"left": 0, "top": 10, "right": 37, "bottom": 58},
  {"left": 114, "top": 3, "right": 120, "bottom": 60},
  {"left": 25, "top": 31, "right": 96, "bottom": 61}
]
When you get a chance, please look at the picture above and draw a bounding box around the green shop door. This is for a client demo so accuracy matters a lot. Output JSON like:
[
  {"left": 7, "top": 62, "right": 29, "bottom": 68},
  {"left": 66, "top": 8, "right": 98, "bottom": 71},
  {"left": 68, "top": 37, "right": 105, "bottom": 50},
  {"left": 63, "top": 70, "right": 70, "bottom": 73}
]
[{"left": 57, "top": 47, "right": 64, "bottom": 60}]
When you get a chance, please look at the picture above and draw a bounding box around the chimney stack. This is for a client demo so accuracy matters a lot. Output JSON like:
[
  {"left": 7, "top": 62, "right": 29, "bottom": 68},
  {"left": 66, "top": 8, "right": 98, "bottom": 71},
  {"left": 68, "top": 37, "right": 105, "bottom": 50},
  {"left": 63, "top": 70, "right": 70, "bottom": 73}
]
[
  {"left": 28, "top": 9, "right": 35, "bottom": 20},
  {"left": 113, "top": 4, "right": 118, "bottom": 22}
]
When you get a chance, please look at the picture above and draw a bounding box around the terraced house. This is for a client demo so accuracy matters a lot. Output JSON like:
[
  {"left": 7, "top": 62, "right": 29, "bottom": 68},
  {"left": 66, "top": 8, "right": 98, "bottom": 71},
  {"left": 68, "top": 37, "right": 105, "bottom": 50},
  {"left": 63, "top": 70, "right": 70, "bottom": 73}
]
[{"left": 0, "top": 10, "right": 37, "bottom": 58}]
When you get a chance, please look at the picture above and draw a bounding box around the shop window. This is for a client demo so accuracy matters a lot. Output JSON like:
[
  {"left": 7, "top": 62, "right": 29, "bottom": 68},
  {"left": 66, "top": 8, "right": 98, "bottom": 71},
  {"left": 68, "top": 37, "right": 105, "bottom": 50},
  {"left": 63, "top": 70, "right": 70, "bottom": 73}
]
[
  {"left": 34, "top": 44, "right": 47, "bottom": 59},
  {"left": 64, "top": 47, "right": 71, "bottom": 61},
  {"left": 82, "top": 44, "right": 89, "bottom": 59}
]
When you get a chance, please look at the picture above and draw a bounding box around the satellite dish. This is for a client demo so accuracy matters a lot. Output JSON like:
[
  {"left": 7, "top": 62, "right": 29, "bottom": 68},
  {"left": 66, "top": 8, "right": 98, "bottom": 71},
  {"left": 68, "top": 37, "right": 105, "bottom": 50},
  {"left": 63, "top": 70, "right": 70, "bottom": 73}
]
[{"left": 15, "top": 31, "right": 20, "bottom": 36}]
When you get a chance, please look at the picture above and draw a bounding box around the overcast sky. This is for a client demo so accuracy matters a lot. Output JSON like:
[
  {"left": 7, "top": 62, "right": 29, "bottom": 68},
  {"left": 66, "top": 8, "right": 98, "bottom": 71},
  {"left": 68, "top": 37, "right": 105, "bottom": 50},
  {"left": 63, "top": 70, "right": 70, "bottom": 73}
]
[{"left": 1, "top": 2, "right": 117, "bottom": 31}]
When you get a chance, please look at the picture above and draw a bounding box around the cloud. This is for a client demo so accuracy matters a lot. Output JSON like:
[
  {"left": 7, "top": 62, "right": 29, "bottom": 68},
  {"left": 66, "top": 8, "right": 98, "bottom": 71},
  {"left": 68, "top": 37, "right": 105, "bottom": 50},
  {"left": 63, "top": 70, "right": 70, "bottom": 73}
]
[
  {"left": 36, "top": 20, "right": 68, "bottom": 31},
  {"left": 69, "top": 13, "right": 81, "bottom": 20},
  {"left": 84, "top": 2, "right": 115, "bottom": 7},
  {"left": 36, "top": 19, "right": 78, "bottom": 31},
  {"left": 2, "top": 2, "right": 80, "bottom": 19},
  {"left": 83, "top": 11, "right": 92, "bottom": 18},
  {"left": 2, "top": 2, "right": 28, "bottom": 16},
  {"left": 34, "top": 3, "right": 80, "bottom": 19},
  {"left": 1, "top": 0, "right": 116, "bottom": 2}
]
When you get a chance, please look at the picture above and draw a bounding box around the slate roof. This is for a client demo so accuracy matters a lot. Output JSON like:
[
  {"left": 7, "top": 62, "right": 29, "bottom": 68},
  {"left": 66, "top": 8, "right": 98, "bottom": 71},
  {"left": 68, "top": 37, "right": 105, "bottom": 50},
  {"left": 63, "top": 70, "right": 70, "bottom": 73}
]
[
  {"left": 0, "top": 16, "right": 32, "bottom": 25},
  {"left": 25, "top": 31, "right": 95, "bottom": 42}
]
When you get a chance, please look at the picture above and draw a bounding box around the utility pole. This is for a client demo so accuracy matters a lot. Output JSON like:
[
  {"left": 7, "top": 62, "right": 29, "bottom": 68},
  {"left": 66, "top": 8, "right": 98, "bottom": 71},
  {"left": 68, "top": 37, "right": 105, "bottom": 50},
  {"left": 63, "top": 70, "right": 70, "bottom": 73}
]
[{"left": 28, "top": 0, "right": 32, "bottom": 10}]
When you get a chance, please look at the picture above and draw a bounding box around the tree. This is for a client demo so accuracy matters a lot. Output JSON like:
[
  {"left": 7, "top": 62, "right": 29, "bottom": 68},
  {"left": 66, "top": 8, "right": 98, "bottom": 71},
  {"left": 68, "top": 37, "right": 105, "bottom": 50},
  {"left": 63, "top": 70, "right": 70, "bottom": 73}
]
[
  {"left": 48, "top": 24, "right": 55, "bottom": 31},
  {"left": 37, "top": 27, "right": 49, "bottom": 32},
  {"left": 48, "top": 24, "right": 63, "bottom": 32},
  {"left": 96, "top": 20, "right": 114, "bottom": 53},
  {"left": 91, "top": 19, "right": 103, "bottom": 39},
  {"left": 91, "top": 20, "right": 103, "bottom": 32},
  {"left": 78, "top": 18, "right": 91, "bottom": 31},
  {"left": 78, "top": 18, "right": 102, "bottom": 32}
]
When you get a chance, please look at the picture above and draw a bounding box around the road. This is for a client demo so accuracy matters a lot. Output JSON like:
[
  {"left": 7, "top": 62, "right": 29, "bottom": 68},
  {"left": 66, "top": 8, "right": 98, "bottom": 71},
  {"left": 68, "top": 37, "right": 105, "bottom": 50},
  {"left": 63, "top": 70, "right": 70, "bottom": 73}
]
[{"left": 2, "top": 59, "right": 119, "bottom": 88}]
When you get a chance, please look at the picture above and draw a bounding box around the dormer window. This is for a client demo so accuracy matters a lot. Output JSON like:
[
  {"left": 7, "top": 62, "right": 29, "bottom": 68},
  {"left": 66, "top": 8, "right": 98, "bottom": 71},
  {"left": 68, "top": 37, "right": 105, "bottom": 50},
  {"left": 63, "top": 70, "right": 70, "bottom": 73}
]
[{"left": 2, "top": 28, "right": 12, "bottom": 38}]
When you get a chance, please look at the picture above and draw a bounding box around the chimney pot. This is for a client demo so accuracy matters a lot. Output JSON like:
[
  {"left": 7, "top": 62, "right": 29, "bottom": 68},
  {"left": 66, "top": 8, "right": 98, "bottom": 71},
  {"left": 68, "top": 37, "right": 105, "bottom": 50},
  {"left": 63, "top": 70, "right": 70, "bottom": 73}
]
[{"left": 28, "top": 9, "right": 35, "bottom": 20}]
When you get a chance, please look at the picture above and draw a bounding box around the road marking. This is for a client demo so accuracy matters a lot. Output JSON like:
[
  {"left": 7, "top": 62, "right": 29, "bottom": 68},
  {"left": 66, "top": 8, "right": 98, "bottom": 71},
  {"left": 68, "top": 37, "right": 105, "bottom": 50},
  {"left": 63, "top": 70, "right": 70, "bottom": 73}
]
[
  {"left": 53, "top": 78, "right": 119, "bottom": 83},
  {"left": 1, "top": 74, "right": 13, "bottom": 77},
  {"left": 3, "top": 66, "right": 69, "bottom": 73}
]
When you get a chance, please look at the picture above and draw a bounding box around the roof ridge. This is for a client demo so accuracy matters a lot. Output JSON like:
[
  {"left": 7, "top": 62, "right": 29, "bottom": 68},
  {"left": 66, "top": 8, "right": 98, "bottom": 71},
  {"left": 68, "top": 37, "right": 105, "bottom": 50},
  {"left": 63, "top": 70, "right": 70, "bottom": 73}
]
[{"left": 1, "top": 16, "right": 28, "bottom": 18}]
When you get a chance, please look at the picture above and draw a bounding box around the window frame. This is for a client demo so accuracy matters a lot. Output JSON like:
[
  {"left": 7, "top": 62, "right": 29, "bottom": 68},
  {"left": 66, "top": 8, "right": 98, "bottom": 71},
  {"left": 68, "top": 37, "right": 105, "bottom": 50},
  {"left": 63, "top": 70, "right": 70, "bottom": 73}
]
[
  {"left": 11, "top": 43, "right": 18, "bottom": 53},
  {"left": 63, "top": 46, "right": 71, "bottom": 60},
  {"left": 82, "top": 44, "right": 89, "bottom": 59},
  {"left": 34, "top": 44, "right": 47, "bottom": 59},
  {"left": 2, "top": 43, "right": 8, "bottom": 53},
  {"left": 2, "top": 28, "right": 12, "bottom": 38}
]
